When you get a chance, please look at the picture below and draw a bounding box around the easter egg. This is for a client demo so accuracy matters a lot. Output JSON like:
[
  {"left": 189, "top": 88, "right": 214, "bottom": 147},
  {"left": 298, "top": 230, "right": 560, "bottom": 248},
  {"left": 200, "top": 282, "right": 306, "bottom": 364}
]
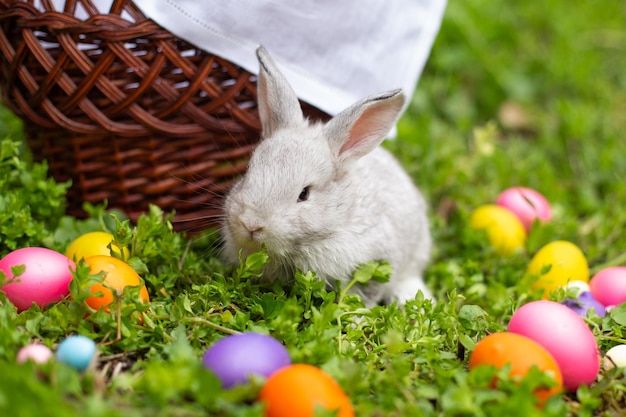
[
  {"left": 56, "top": 335, "right": 97, "bottom": 372},
  {"left": 527, "top": 241, "right": 589, "bottom": 298},
  {"left": 604, "top": 344, "right": 626, "bottom": 369},
  {"left": 562, "top": 291, "right": 606, "bottom": 318},
  {"left": 0, "top": 247, "right": 75, "bottom": 312},
  {"left": 65, "top": 231, "right": 129, "bottom": 262},
  {"left": 83, "top": 255, "right": 149, "bottom": 311},
  {"left": 508, "top": 300, "right": 600, "bottom": 392},
  {"left": 202, "top": 333, "right": 291, "bottom": 388},
  {"left": 469, "top": 205, "right": 526, "bottom": 256},
  {"left": 589, "top": 266, "right": 626, "bottom": 307},
  {"left": 564, "top": 280, "right": 591, "bottom": 297},
  {"left": 469, "top": 332, "right": 563, "bottom": 402},
  {"left": 16, "top": 343, "right": 53, "bottom": 364},
  {"left": 496, "top": 187, "right": 552, "bottom": 233},
  {"left": 258, "top": 364, "right": 354, "bottom": 417}
]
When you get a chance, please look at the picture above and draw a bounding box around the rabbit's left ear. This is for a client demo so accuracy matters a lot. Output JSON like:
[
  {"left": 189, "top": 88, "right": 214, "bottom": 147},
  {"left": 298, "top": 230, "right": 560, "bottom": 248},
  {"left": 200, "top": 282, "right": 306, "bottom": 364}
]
[
  {"left": 256, "top": 46, "right": 305, "bottom": 138},
  {"left": 324, "top": 89, "right": 406, "bottom": 162}
]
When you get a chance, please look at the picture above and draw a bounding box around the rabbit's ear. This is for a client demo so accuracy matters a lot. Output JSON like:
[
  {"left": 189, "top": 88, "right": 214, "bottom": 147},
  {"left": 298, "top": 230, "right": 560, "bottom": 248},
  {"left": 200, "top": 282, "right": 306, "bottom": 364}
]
[
  {"left": 256, "top": 46, "right": 305, "bottom": 138},
  {"left": 325, "top": 90, "right": 405, "bottom": 162}
]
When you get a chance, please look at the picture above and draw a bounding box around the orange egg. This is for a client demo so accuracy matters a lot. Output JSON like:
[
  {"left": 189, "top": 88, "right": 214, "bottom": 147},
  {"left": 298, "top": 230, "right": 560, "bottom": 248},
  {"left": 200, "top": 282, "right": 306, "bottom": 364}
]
[
  {"left": 258, "top": 364, "right": 354, "bottom": 417},
  {"left": 83, "top": 255, "right": 150, "bottom": 311},
  {"left": 469, "top": 332, "right": 563, "bottom": 403}
]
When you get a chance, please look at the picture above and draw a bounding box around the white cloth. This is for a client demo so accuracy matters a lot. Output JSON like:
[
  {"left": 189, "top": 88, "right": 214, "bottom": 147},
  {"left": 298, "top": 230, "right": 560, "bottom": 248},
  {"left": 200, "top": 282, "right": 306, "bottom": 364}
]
[
  {"left": 42, "top": 0, "right": 446, "bottom": 116},
  {"left": 131, "top": 0, "right": 447, "bottom": 116}
]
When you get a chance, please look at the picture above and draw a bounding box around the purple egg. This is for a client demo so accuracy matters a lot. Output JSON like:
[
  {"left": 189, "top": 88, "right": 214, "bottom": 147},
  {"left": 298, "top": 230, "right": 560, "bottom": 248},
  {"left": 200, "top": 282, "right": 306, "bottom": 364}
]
[
  {"left": 562, "top": 291, "right": 606, "bottom": 318},
  {"left": 202, "top": 333, "right": 291, "bottom": 388}
]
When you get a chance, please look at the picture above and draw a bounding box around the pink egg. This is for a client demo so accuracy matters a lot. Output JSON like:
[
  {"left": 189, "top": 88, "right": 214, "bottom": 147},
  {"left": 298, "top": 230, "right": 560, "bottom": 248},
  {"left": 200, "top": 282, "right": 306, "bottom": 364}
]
[
  {"left": 17, "top": 343, "right": 53, "bottom": 364},
  {"left": 0, "top": 247, "right": 75, "bottom": 312},
  {"left": 508, "top": 300, "right": 599, "bottom": 392},
  {"left": 590, "top": 266, "right": 626, "bottom": 307},
  {"left": 496, "top": 187, "right": 552, "bottom": 233}
]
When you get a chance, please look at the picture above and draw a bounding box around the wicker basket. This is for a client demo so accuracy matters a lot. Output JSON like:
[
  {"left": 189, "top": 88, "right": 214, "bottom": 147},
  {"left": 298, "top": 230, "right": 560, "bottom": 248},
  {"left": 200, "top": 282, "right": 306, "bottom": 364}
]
[{"left": 0, "top": 0, "right": 328, "bottom": 233}]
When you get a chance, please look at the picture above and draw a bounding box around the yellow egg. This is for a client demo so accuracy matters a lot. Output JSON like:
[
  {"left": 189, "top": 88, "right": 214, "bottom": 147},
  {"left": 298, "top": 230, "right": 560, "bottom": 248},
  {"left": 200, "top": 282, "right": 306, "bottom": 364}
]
[
  {"left": 470, "top": 205, "right": 526, "bottom": 256},
  {"left": 526, "top": 241, "right": 589, "bottom": 298},
  {"left": 65, "top": 231, "right": 129, "bottom": 262}
]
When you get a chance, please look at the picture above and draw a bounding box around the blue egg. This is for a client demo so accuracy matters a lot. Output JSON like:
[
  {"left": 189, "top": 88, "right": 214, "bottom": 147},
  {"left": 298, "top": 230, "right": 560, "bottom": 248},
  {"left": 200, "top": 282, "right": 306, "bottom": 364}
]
[{"left": 56, "top": 335, "right": 96, "bottom": 372}]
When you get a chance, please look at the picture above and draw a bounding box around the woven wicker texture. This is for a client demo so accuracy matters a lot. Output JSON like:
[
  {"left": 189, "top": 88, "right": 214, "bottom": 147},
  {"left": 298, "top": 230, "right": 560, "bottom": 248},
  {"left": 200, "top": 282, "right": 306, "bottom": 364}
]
[{"left": 0, "top": 0, "right": 328, "bottom": 232}]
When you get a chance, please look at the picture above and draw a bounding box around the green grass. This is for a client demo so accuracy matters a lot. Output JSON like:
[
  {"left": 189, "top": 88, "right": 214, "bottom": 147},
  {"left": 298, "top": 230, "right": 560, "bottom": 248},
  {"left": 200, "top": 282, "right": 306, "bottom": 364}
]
[{"left": 1, "top": 0, "right": 626, "bottom": 416}]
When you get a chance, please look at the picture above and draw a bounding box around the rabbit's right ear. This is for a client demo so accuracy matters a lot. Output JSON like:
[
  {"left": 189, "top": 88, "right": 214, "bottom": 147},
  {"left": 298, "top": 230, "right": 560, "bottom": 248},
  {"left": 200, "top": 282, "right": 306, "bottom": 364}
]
[
  {"left": 256, "top": 47, "right": 305, "bottom": 138},
  {"left": 324, "top": 90, "right": 405, "bottom": 163}
]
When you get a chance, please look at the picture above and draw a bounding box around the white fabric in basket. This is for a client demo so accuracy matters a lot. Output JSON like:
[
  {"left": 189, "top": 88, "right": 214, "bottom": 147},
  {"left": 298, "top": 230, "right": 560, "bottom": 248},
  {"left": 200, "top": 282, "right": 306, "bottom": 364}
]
[
  {"left": 131, "top": 0, "right": 447, "bottom": 117},
  {"left": 43, "top": 0, "right": 446, "bottom": 118}
]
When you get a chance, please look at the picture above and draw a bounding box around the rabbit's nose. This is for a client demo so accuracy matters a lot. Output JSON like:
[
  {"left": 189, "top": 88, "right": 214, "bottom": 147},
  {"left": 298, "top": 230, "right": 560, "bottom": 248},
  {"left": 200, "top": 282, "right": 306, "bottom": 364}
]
[
  {"left": 239, "top": 217, "right": 265, "bottom": 241},
  {"left": 237, "top": 208, "right": 266, "bottom": 241},
  {"left": 246, "top": 224, "right": 264, "bottom": 240}
]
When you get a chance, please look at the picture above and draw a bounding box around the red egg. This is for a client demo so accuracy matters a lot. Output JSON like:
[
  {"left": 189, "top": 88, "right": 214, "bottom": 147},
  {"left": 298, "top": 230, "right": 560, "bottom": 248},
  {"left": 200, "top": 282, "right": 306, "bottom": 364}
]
[
  {"left": 496, "top": 187, "right": 552, "bottom": 233},
  {"left": 0, "top": 247, "right": 75, "bottom": 311}
]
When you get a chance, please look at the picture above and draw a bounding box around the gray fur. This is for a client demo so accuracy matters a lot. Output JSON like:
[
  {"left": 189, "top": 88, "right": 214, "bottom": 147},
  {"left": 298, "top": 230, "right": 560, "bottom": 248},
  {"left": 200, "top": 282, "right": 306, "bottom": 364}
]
[{"left": 221, "top": 46, "right": 432, "bottom": 307}]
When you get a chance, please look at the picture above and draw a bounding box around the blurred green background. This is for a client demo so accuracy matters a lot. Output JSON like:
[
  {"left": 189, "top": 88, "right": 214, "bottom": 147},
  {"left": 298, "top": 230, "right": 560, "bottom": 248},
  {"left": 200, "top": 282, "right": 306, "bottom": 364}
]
[{"left": 389, "top": 0, "right": 626, "bottom": 272}]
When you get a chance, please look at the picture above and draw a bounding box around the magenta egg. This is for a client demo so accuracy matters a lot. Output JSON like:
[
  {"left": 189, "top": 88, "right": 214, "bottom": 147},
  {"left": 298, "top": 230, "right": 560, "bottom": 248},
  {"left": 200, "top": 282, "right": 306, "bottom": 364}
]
[
  {"left": 589, "top": 266, "right": 626, "bottom": 307},
  {"left": 508, "top": 300, "right": 600, "bottom": 392},
  {"left": 202, "top": 333, "right": 291, "bottom": 388},
  {"left": 0, "top": 247, "right": 75, "bottom": 312},
  {"left": 496, "top": 187, "right": 552, "bottom": 233}
]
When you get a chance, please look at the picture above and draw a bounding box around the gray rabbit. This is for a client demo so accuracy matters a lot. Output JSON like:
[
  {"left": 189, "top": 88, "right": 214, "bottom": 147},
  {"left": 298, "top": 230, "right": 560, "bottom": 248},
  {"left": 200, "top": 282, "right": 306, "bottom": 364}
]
[{"left": 221, "top": 47, "right": 432, "bottom": 307}]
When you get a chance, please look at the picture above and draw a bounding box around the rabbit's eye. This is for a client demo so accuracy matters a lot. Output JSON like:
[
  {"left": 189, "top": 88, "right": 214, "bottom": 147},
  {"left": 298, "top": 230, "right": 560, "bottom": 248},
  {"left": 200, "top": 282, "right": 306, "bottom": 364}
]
[{"left": 298, "top": 186, "right": 310, "bottom": 202}]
